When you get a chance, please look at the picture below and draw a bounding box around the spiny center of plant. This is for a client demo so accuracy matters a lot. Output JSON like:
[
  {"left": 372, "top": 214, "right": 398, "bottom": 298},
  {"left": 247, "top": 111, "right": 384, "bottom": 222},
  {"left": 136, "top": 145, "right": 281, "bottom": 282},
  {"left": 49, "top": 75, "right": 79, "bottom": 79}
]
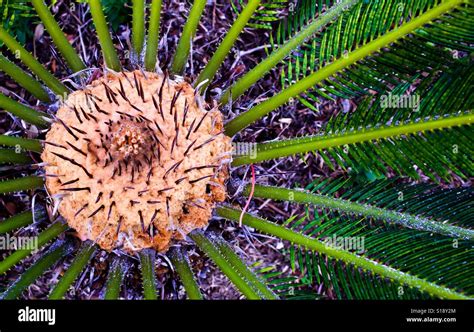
[
  {"left": 42, "top": 71, "right": 232, "bottom": 253},
  {"left": 110, "top": 120, "right": 151, "bottom": 160}
]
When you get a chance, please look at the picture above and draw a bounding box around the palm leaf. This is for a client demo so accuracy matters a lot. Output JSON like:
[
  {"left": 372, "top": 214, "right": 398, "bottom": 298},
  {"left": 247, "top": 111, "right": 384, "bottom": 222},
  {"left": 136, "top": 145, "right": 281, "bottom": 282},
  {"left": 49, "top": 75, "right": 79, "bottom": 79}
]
[
  {"left": 217, "top": 205, "right": 472, "bottom": 299},
  {"left": 280, "top": 177, "right": 474, "bottom": 299},
  {"left": 231, "top": 0, "right": 289, "bottom": 30},
  {"left": 233, "top": 61, "right": 473, "bottom": 181},
  {"left": 225, "top": 0, "right": 471, "bottom": 135},
  {"left": 277, "top": 0, "right": 473, "bottom": 105}
]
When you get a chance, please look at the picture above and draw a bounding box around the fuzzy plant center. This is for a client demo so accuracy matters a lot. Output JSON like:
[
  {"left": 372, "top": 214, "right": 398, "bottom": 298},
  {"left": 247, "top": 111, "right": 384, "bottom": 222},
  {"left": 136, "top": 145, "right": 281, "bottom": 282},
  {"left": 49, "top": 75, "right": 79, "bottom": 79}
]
[{"left": 42, "top": 71, "right": 232, "bottom": 253}]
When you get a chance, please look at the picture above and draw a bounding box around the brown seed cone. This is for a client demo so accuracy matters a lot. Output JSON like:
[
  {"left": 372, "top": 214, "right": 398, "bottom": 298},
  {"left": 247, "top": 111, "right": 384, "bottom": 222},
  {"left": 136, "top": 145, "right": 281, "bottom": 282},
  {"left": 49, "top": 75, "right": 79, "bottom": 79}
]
[{"left": 42, "top": 71, "right": 232, "bottom": 253}]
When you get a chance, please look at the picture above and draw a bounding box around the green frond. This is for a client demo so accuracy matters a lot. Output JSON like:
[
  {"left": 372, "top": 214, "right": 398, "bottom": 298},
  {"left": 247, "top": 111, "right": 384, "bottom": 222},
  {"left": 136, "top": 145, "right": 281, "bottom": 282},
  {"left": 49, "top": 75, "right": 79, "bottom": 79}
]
[
  {"left": 169, "top": 247, "right": 203, "bottom": 300},
  {"left": 282, "top": 177, "right": 474, "bottom": 299},
  {"left": 0, "top": 211, "right": 33, "bottom": 234},
  {"left": 244, "top": 184, "right": 473, "bottom": 240},
  {"left": 0, "top": 176, "right": 44, "bottom": 194},
  {"left": 139, "top": 249, "right": 158, "bottom": 300},
  {"left": 1, "top": 241, "right": 71, "bottom": 299},
  {"left": 225, "top": 0, "right": 468, "bottom": 135},
  {"left": 214, "top": 237, "right": 278, "bottom": 299},
  {"left": 195, "top": 0, "right": 262, "bottom": 92},
  {"left": 88, "top": 0, "right": 121, "bottom": 71},
  {"left": 0, "top": 135, "right": 42, "bottom": 153},
  {"left": 31, "top": 0, "right": 86, "bottom": 73},
  {"left": 103, "top": 257, "right": 127, "bottom": 299},
  {"left": 0, "top": 148, "right": 31, "bottom": 164},
  {"left": 216, "top": 206, "right": 471, "bottom": 299},
  {"left": 0, "top": 54, "right": 50, "bottom": 102},
  {"left": 171, "top": 0, "right": 207, "bottom": 75},
  {"left": 0, "top": 93, "right": 50, "bottom": 127},
  {"left": 234, "top": 60, "right": 473, "bottom": 180},
  {"left": 0, "top": 0, "right": 36, "bottom": 45},
  {"left": 220, "top": 0, "right": 358, "bottom": 104},
  {"left": 144, "top": 0, "right": 163, "bottom": 71},
  {"left": 49, "top": 242, "right": 97, "bottom": 299},
  {"left": 0, "top": 27, "right": 69, "bottom": 96},
  {"left": 190, "top": 231, "right": 271, "bottom": 299},
  {"left": 231, "top": 0, "right": 288, "bottom": 30},
  {"left": 0, "top": 222, "right": 68, "bottom": 274},
  {"left": 278, "top": 0, "right": 473, "bottom": 104},
  {"left": 131, "top": 0, "right": 145, "bottom": 55},
  {"left": 256, "top": 265, "right": 320, "bottom": 299},
  {"left": 233, "top": 113, "right": 473, "bottom": 180}
]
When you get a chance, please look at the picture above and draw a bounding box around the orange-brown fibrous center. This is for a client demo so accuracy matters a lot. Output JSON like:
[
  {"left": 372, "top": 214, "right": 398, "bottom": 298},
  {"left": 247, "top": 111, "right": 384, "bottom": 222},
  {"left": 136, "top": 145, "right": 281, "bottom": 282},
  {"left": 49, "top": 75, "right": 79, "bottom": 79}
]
[{"left": 42, "top": 70, "right": 232, "bottom": 253}]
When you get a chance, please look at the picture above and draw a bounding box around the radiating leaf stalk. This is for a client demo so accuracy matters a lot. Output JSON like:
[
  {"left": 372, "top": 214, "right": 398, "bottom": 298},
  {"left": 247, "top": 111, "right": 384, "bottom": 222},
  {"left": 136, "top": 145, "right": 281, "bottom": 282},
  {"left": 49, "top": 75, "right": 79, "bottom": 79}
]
[
  {"left": 104, "top": 257, "right": 127, "bottom": 299},
  {"left": 0, "top": 149, "right": 31, "bottom": 164},
  {"left": 0, "top": 222, "right": 68, "bottom": 275},
  {"left": 0, "top": 93, "right": 50, "bottom": 127},
  {"left": 214, "top": 238, "right": 279, "bottom": 299},
  {"left": 0, "top": 54, "right": 50, "bottom": 102},
  {"left": 49, "top": 242, "right": 97, "bottom": 299},
  {"left": 224, "top": 0, "right": 465, "bottom": 135},
  {"left": 132, "top": 0, "right": 145, "bottom": 56},
  {"left": 171, "top": 0, "right": 207, "bottom": 75},
  {"left": 190, "top": 231, "right": 263, "bottom": 299},
  {"left": 0, "top": 211, "right": 33, "bottom": 234},
  {"left": 0, "top": 176, "right": 44, "bottom": 194},
  {"left": 195, "top": 0, "right": 262, "bottom": 92},
  {"left": 1, "top": 241, "right": 69, "bottom": 300},
  {"left": 89, "top": 0, "right": 121, "bottom": 71},
  {"left": 216, "top": 206, "right": 471, "bottom": 300},
  {"left": 220, "top": 0, "right": 359, "bottom": 105},
  {"left": 139, "top": 249, "right": 158, "bottom": 300},
  {"left": 144, "top": 0, "right": 163, "bottom": 71},
  {"left": 232, "top": 113, "right": 474, "bottom": 165},
  {"left": 0, "top": 27, "right": 69, "bottom": 96},
  {"left": 0, "top": 135, "right": 43, "bottom": 153},
  {"left": 168, "top": 247, "right": 203, "bottom": 300},
  {"left": 31, "top": 0, "right": 86, "bottom": 73},
  {"left": 244, "top": 184, "right": 474, "bottom": 240}
]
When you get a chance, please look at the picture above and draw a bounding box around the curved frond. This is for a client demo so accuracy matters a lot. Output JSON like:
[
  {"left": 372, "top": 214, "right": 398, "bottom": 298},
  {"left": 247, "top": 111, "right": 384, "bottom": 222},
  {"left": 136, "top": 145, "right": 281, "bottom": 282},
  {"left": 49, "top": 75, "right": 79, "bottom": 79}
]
[
  {"left": 0, "top": 211, "right": 33, "bottom": 234},
  {"left": 0, "top": 148, "right": 31, "bottom": 164},
  {"left": 139, "top": 249, "right": 158, "bottom": 300},
  {"left": 144, "top": 0, "right": 163, "bottom": 71},
  {"left": 190, "top": 231, "right": 276, "bottom": 299},
  {"left": 49, "top": 242, "right": 97, "bottom": 299},
  {"left": 0, "top": 54, "right": 50, "bottom": 102},
  {"left": 278, "top": 0, "right": 473, "bottom": 104},
  {"left": 31, "top": 0, "right": 86, "bottom": 73},
  {"left": 245, "top": 184, "right": 473, "bottom": 240},
  {"left": 0, "top": 27, "right": 69, "bottom": 96},
  {"left": 171, "top": 0, "right": 207, "bottom": 75},
  {"left": 169, "top": 247, "right": 203, "bottom": 300},
  {"left": 0, "top": 93, "right": 51, "bottom": 127},
  {"left": 1, "top": 241, "right": 71, "bottom": 299},
  {"left": 88, "top": 0, "right": 121, "bottom": 71},
  {"left": 282, "top": 177, "right": 474, "bottom": 299},
  {"left": 231, "top": 0, "right": 288, "bottom": 30},
  {"left": 225, "top": 0, "right": 469, "bottom": 135},
  {"left": 216, "top": 206, "right": 472, "bottom": 299},
  {"left": 0, "top": 222, "right": 68, "bottom": 274},
  {"left": 131, "top": 0, "right": 145, "bottom": 55},
  {"left": 103, "top": 257, "right": 128, "bottom": 299}
]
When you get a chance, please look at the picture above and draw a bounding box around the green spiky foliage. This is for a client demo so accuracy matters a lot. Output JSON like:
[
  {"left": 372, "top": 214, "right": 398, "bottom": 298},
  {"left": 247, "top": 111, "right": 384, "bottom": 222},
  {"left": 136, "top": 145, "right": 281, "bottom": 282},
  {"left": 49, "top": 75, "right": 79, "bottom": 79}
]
[
  {"left": 0, "top": 0, "right": 37, "bottom": 45},
  {"left": 0, "top": 0, "right": 472, "bottom": 300},
  {"left": 231, "top": 0, "right": 288, "bottom": 30}
]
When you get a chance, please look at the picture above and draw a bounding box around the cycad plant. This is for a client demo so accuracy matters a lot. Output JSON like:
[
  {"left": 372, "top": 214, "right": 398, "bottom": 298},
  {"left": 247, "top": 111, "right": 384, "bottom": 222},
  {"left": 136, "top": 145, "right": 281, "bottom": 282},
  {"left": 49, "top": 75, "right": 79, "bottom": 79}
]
[{"left": 0, "top": 0, "right": 472, "bottom": 300}]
